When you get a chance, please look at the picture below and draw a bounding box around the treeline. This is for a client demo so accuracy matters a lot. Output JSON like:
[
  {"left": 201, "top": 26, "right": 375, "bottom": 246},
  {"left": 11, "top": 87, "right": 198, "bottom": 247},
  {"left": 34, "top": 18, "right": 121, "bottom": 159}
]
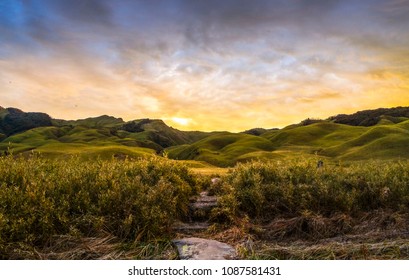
[
  {"left": 328, "top": 106, "right": 409, "bottom": 126},
  {"left": 0, "top": 107, "right": 52, "bottom": 136}
]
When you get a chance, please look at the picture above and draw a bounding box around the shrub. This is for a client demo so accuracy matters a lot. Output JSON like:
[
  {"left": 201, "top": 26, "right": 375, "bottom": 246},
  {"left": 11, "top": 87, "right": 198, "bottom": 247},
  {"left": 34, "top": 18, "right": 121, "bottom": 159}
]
[
  {"left": 218, "top": 159, "right": 409, "bottom": 219},
  {"left": 0, "top": 156, "right": 197, "bottom": 248}
]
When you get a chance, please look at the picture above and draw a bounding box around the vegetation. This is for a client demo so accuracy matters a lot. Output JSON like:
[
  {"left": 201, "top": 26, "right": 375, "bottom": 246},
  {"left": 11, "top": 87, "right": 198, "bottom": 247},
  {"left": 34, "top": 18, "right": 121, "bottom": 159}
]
[
  {"left": 0, "top": 107, "right": 211, "bottom": 158},
  {"left": 168, "top": 119, "right": 409, "bottom": 165},
  {"left": 1, "top": 154, "right": 409, "bottom": 259},
  {"left": 208, "top": 159, "right": 409, "bottom": 260},
  {"left": 0, "top": 107, "right": 52, "bottom": 136},
  {"left": 2, "top": 106, "right": 409, "bottom": 166},
  {"left": 167, "top": 132, "right": 276, "bottom": 167},
  {"left": 1, "top": 105, "right": 409, "bottom": 259},
  {"left": 215, "top": 159, "right": 409, "bottom": 220},
  {"left": 328, "top": 106, "right": 409, "bottom": 126},
  {"left": 0, "top": 155, "right": 198, "bottom": 259}
]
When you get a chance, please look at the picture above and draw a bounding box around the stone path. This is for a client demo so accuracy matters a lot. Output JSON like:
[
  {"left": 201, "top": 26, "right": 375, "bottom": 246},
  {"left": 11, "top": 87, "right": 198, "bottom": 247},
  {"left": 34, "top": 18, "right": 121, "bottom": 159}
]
[
  {"left": 173, "top": 237, "right": 236, "bottom": 260},
  {"left": 190, "top": 191, "right": 218, "bottom": 221},
  {"left": 172, "top": 181, "right": 237, "bottom": 260}
]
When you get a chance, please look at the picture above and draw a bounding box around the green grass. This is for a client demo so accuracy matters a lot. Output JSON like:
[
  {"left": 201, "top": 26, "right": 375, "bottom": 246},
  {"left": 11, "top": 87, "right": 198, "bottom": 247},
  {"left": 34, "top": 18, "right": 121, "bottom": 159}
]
[
  {"left": 167, "top": 132, "right": 276, "bottom": 167},
  {"left": 0, "top": 126, "right": 158, "bottom": 159},
  {"left": 166, "top": 120, "right": 409, "bottom": 167},
  {"left": 213, "top": 159, "right": 409, "bottom": 220},
  {"left": 2, "top": 116, "right": 409, "bottom": 167},
  {"left": 1, "top": 155, "right": 409, "bottom": 259},
  {"left": 377, "top": 115, "right": 409, "bottom": 125},
  {"left": 3, "top": 109, "right": 409, "bottom": 259},
  {"left": 52, "top": 115, "right": 124, "bottom": 128},
  {"left": 0, "top": 156, "right": 199, "bottom": 259},
  {"left": 322, "top": 124, "right": 409, "bottom": 160}
]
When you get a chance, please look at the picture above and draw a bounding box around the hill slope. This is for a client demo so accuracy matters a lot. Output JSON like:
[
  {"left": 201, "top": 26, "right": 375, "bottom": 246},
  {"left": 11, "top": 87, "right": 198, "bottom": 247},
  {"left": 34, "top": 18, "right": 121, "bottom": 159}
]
[
  {"left": 168, "top": 120, "right": 409, "bottom": 165},
  {"left": 0, "top": 108, "right": 211, "bottom": 158},
  {"left": 2, "top": 105, "right": 409, "bottom": 165},
  {"left": 167, "top": 132, "right": 276, "bottom": 167},
  {"left": 329, "top": 106, "right": 409, "bottom": 126},
  {"left": 0, "top": 107, "right": 52, "bottom": 137}
]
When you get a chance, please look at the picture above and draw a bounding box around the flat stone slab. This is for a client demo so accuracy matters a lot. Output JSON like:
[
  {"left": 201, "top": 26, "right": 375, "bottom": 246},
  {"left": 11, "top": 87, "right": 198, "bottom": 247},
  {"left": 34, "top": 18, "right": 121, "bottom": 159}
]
[
  {"left": 173, "top": 222, "right": 210, "bottom": 233},
  {"left": 173, "top": 237, "right": 237, "bottom": 260},
  {"left": 190, "top": 192, "right": 218, "bottom": 211}
]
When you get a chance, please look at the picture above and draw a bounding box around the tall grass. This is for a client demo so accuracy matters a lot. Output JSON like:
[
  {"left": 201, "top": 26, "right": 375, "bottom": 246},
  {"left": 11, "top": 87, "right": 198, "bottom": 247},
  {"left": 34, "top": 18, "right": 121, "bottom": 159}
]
[
  {"left": 0, "top": 155, "right": 197, "bottom": 257},
  {"left": 2, "top": 155, "right": 409, "bottom": 259},
  {"left": 216, "top": 159, "right": 409, "bottom": 220}
]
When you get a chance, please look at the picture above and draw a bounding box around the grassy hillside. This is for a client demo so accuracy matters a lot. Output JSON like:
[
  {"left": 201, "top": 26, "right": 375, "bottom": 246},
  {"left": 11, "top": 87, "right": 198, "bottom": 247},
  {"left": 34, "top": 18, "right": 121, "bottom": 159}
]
[
  {"left": 167, "top": 132, "right": 277, "bottom": 167},
  {"left": 52, "top": 115, "right": 124, "bottom": 128},
  {"left": 0, "top": 108, "right": 212, "bottom": 158},
  {"left": 118, "top": 119, "right": 211, "bottom": 147},
  {"left": 0, "top": 126, "right": 156, "bottom": 159},
  {"left": 4, "top": 118, "right": 405, "bottom": 166},
  {"left": 2, "top": 106, "right": 409, "bottom": 165},
  {"left": 167, "top": 120, "right": 409, "bottom": 166},
  {"left": 321, "top": 121, "right": 409, "bottom": 160}
]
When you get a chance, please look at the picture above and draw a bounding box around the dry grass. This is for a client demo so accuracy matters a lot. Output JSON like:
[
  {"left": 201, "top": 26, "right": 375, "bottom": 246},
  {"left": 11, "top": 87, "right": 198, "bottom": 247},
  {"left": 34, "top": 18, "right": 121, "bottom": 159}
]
[
  {"left": 259, "top": 213, "right": 353, "bottom": 241},
  {"left": 250, "top": 238, "right": 409, "bottom": 260},
  {"left": 179, "top": 210, "right": 409, "bottom": 260},
  {"left": 2, "top": 232, "right": 178, "bottom": 260}
]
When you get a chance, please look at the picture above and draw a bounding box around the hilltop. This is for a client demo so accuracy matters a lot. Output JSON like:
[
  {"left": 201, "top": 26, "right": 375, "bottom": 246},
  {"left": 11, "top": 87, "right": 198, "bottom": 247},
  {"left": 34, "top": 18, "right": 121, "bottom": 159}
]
[
  {"left": 0, "top": 107, "right": 211, "bottom": 158},
  {"left": 1, "top": 106, "right": 409, "bottom": 165},
  {"left": 328, "top": 106, "right": 409, "bottom": 126}
]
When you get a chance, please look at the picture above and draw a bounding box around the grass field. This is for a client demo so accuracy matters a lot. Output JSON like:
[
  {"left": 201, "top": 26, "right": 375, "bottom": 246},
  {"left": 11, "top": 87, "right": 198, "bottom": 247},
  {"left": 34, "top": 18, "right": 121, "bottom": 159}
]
[
  {"left": 2, "top": 111, "right": 409, "bottom": 167},
  {"left": 2, "top": 107, "right": 409, "bottom": 259},
  {"left": 1, "top": 155, "right": 409, "bottom": 259},
  {"left": 167, "top": 120, "right": 409, "bottom": 166}
]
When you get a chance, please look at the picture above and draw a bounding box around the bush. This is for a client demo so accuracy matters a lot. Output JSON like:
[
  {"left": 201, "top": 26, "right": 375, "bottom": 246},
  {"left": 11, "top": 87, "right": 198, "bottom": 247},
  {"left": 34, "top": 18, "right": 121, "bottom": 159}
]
[
  {"left": 218, "top": 160, "right": 409, "bottom": 219},
  {"left": 0, "top": 156, "right": 197, "bottom": 248}
]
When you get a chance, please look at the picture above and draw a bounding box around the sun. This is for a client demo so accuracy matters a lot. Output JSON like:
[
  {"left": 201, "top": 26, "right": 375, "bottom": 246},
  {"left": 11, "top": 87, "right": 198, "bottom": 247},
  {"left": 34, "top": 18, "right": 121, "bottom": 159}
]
[{"left": 171, "top": 117, "right": 190, "bottom": 126}]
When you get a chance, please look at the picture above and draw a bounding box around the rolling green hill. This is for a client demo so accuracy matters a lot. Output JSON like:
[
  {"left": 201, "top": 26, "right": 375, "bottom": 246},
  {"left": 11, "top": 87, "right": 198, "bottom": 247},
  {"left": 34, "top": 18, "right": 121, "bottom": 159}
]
[
  {"left": 167, "top": 119, "right": 409, "bottom": 165},
  {"left": 52, "top": 115, "right": 124, "bottom": 128},
  {"left": 167, "top": 132, "right": 276, "bottom": 167},
  {"left": 0, "top": 107, "right": 212, "bottom": 159},
  {"left": 1, "top": 106, "right": 409, "bottom": 165}
]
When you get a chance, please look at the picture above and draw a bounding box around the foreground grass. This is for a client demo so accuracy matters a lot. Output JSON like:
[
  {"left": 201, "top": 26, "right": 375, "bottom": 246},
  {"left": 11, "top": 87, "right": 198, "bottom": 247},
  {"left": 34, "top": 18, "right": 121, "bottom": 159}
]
[
  {"left": 214, "top": 159, "right": 409, "bottom": 220},
  {"left": 0, "top": 155, "right": 198, "bottom": 259},
  {"left": 1, "top": 156, "right": 409, "bottom": 259},
  {"left": 203, "top": 159, "right": 409, "bottom": 259}
]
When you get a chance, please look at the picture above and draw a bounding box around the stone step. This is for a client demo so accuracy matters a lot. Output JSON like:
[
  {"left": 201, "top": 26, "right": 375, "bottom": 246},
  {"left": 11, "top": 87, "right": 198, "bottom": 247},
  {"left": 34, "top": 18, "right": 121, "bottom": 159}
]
[
  {"left": 173, "top": 237, "right": 237, "bottom": 260},
  {"left": 173, "top": 221, "right": 210, "bottom": 234},
  {"left": 189, "top": 191, "right": 218, "bottom": 221}
]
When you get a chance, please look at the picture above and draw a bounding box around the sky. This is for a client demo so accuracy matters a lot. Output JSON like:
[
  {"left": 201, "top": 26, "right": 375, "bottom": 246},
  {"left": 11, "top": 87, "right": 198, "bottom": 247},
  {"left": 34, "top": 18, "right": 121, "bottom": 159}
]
[{"left": 1, "top": 0, "right": 409, "bottom": 131}]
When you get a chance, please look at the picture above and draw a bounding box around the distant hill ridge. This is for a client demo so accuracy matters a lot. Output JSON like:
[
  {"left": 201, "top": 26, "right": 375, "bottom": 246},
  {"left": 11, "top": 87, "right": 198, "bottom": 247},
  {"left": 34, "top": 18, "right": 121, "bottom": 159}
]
[
  {"left": 0, "top": 106, "right": 212, "bottom": 155},
  {"left": 328, "top": 106, "right": 409, "bottom": 126},
  {"left": 1, "top": 105, "right": 409, "bottom": 165},
  {"left": 0, "top": 107, "right": 52, "bottom": 136}
]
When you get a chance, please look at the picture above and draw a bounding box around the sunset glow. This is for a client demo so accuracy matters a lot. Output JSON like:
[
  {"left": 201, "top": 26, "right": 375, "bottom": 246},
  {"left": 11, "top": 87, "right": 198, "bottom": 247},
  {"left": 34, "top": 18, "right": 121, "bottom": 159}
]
[{"left": 1, "top": 0, "right": 409, "bottom": 131}]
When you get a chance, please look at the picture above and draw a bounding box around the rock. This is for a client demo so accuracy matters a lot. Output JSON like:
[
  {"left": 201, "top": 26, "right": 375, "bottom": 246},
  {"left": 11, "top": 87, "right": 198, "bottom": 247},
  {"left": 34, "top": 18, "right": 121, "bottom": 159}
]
[
  {"left": 190, "top": 192, "right": 217, "bottom": 210},
  {"left": 173, "top": 237, "right": 237, "bottom": 260},
  {"left": 211, "top": 177, "right": 221, "bottom": 185},
  {"left": 189, "top": 192, "right": 218, "bottom": 221},
  {"left": 172, "top": 221, "right": 210, "bottom": 234}
]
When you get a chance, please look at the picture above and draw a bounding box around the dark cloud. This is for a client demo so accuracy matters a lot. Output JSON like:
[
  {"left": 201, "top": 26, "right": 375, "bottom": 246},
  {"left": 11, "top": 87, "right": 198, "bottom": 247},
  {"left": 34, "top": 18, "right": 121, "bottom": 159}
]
[
  {"left": 38, "top": 0, "right": 113, "bottom": 26},
  {"left": 1, "top": 0, "right": 409, "bottom": 131}
]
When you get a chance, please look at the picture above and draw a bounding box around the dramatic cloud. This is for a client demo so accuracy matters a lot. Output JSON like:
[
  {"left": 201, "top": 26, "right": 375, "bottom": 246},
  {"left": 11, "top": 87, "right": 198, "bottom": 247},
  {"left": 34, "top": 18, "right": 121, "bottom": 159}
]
[{"left": 1, "top": 0, "right": 408, "bottom": 131}]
